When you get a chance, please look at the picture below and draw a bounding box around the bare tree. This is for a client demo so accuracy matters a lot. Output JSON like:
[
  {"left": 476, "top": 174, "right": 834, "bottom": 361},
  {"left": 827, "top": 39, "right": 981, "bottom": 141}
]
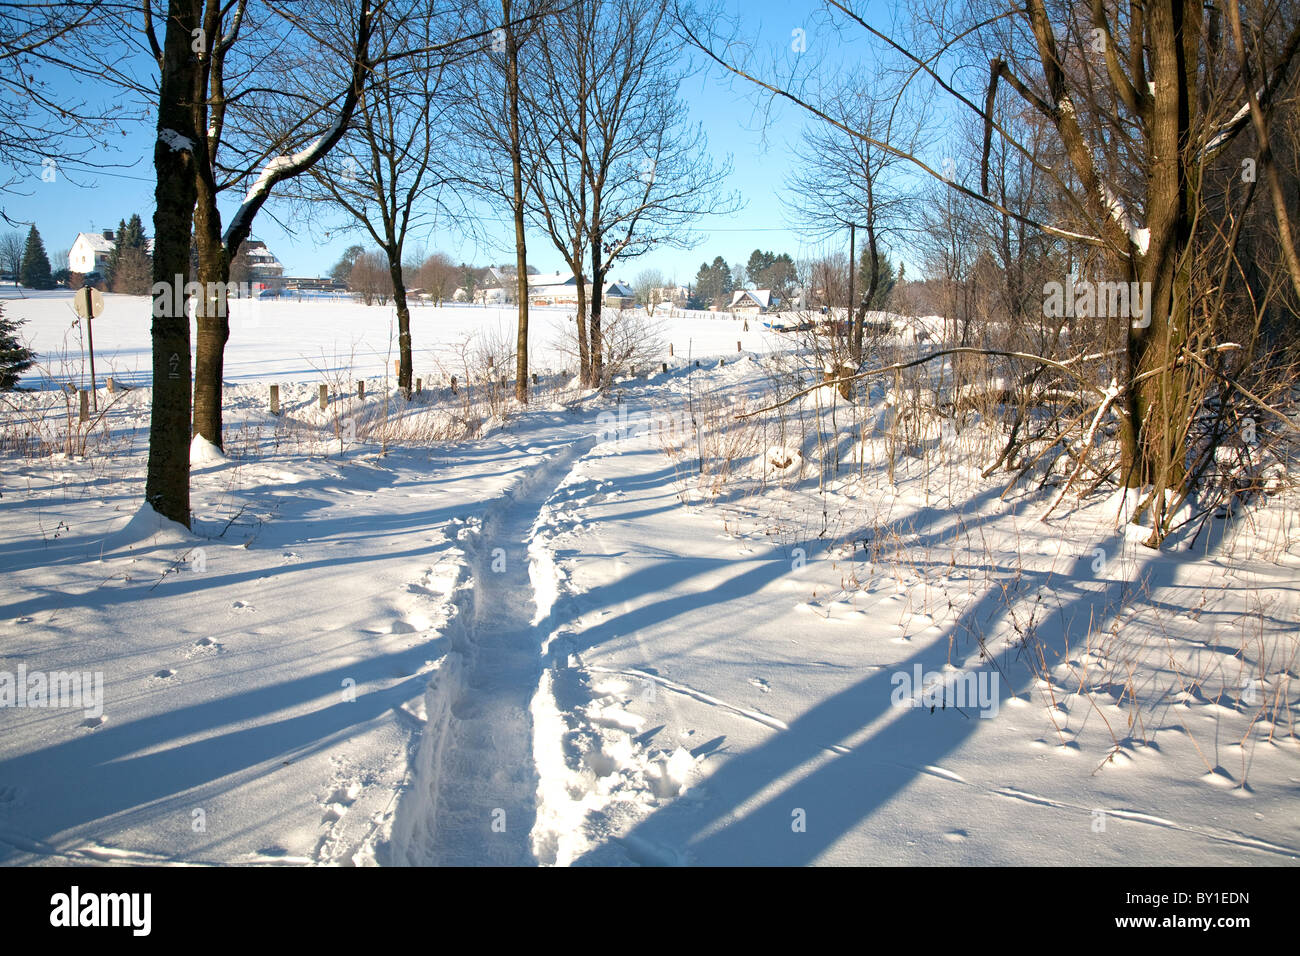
[
  {"left": 633, "top": 267, "right": 666, "bottom": 314},
  {"left": 417, "top": 252, "right": 459, "bottom": 305},
  {"left": 298, "top": 0, "right": 466, "bottom": 395},
  {"left": 178, "top": 0, "right": 376, "bottom": 448},
  {"left": 525, "top": 0, "right": 738, "bottom": 387},
  {"left": 0, "top": 2, "right": 138, "bottom": 223},
  {"left": 0, "top": 233, "right": 23, "bottom": 282},
  {"left": 785, "top": 76, "right": 915, "bottom": 361},
  {"left": 454, "top": 0, "right": 560, "bottom": 402}
]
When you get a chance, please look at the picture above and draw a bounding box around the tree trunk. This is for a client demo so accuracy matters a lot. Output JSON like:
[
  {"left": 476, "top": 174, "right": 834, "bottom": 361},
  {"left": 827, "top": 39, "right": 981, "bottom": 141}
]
[
  {"left": 1124, "top": 0, "right": 1197, "bottom": 543},
  {"left": 145, "top": 0, "right": 203, "bottom": 528},
  {"left": 504, "top": 1, "right": 529, "bottom": 403},
  {"left": 852, "top": 220, "right": 880, "bottom": 365},
  {"left": 848, "top": 222, "right": 858, "bottom": 362},
  {"left": 192, "top": 175, "right": 229, "bottom": 448},
  {"left": 589, "top": 234, "right": 604, "bottom": 387},
  {"left": 573, "top": 253, "right": 589, "bottom": 383},
  {"left": 388, "top": 254, "right": 412, "bottom": 394}
]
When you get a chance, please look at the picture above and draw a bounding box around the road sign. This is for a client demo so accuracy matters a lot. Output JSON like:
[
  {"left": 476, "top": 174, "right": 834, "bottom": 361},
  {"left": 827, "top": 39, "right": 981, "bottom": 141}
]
[
  {"left": 72, "top": 286, "right": 104, "bottom": 320},
  {"left": 72, "top": 287, "right": 105, "bottom": 410}
]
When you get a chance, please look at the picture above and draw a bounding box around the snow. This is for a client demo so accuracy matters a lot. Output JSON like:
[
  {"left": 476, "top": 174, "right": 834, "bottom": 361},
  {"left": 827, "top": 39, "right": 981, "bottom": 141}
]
[
  {"left": 157, "top": 129, "right": 195, "bottom": 153},
  {"left": 6, "top": 290, "right": 784, "bottom": 392},
  {"left": 190, "top": 435, "right": 229, "bottom": 465},
  {"left": 1, "top": 290, "right": 1297, "bottom": 866},
  {"left": 1100, "top": 181, "right": 1150, "bottom": 255},
  {"left": 225, "top": 119, "right": 345, "bottom": 246}
]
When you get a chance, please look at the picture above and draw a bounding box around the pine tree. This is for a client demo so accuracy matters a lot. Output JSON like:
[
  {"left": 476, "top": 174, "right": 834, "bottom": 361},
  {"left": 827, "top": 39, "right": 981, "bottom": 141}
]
[
  {"left": 857, "top": 246, "right": 896, "bottom": 311},
  {"left": 0, "top": 302, "right": 37, "bottom": 388},
  {"left": 19, "top": 226, "right": 54, "bottom": 290},
  {"left": 112, "top": 213, "right": 152, "bottom": 294},
  {"left": 104, "top": 218, "right": 127, "bottom": 286}
]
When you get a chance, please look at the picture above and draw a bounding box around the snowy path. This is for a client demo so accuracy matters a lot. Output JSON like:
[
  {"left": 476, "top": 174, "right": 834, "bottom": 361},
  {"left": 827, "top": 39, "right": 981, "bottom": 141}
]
[
  {"left": 405, "top": 431, "right": 594, "bottom": 865},
  {"left": 1, "top": 350, "right": 1296, "bottom": 866}
]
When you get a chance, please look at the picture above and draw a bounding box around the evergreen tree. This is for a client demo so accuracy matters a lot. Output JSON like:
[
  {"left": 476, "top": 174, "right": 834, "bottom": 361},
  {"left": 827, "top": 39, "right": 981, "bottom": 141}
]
[
  {"left": 857, "top": 246, "right": 896, "bottom": 310},
  {"left": 689, "top": 261, "right": 712, "bottom": 308},
  {"left": 107, "top": 215, "right": 151, "bottom": 293},
  {"left": 113, "top": 214, "right": 152, "bottom": 294},
  {"left": 745, "top": 249, "right": 774, "bottom": 287},
  {"left": 104, "top": 218, "right": 128, "bottom": 286},
  {"left": 713, "top": 256, "right": 734, "bottom": 307},
  {"left": 0, "top": 302, "right": 38, "bottom": 388},
  {"left": 122, "top": 213, "right": 148, "bottom": 250},
  {"left": 19, "top": 226, "right": 54, "bottom": 290}
]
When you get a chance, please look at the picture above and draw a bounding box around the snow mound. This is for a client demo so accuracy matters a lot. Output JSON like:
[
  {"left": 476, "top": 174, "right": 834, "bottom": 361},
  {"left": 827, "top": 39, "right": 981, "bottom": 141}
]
[
  {"left": 759, "top": 445, "right": 802, "bottom": 478},
  {"left": 190, "top": 435, "right": 230, "bottom": 465},
  {"left": 102, "top": 503, "right": 196, "bottom": 552}
]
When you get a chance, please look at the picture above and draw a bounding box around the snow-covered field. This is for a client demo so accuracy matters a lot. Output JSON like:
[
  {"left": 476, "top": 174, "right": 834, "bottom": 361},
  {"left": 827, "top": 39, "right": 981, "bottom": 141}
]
[
  {"left": 3, "top": 289, "right": 779, "bottom": 391},
  {"left": 1, "top": 292, "right": 1297, "bottom": 866}
]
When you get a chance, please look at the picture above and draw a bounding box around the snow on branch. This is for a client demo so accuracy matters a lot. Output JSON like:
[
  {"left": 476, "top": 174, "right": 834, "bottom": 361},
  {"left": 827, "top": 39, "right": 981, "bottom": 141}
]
[{"left": 1099, "top": 181, "right": 1148, "bottom": 256}]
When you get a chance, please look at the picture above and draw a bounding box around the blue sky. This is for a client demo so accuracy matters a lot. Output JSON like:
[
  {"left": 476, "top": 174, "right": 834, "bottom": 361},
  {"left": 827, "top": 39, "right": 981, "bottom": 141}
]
[{"left": 1, "top": 1, "right": 909, "bottom": 287}]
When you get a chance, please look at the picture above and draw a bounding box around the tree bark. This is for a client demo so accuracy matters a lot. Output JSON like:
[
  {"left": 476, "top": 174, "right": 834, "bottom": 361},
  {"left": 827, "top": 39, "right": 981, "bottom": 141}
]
[
  {"left": 588, "top": 225, "right": 604, "bottom": 387},
  {"left": 388, "top": 253, "right": 412, "bottom": 393},
  {"left": 504, "top": 0, "right": 529, "bottom": 403},
  {"left": 192, "top": 173, "right": 229, "bottom": 447},
  {"left": 146, "top": 0, "right": 203, "bottom": 527}
]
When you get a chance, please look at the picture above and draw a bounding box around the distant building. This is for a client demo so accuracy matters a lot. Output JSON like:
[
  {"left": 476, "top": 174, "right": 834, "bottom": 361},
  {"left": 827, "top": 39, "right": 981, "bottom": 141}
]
[
  {"left": 69, "top": 230, "right": 155, "bottom": 274},
  {"left": 528, "top": 272, "right": 582, "bottom": 306},
  {"left": 237, "top": 240, "right": 284, "bottom": 289},
  {"left": 527, "top": 273, "right": 636, "bottom": 308},
  {"left": 602, "top": 280, "right": 636, "bottom": 310},
  {"left": 277, "top": 277, "right": 347, "bottom": 293},
  {"left": 729, "top": 289, "right": 779, "bottom": 313}
]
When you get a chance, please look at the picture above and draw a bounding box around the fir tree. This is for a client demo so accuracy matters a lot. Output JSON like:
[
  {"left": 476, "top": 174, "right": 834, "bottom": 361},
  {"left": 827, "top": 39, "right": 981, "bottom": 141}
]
[
  {"left": 104, "top": 218, "right": 127, "bottom": 286},
  {"left": 19, "top": 226, "right": 54, "bottom": 290},
  {"left": 0, "top": 302, "right": 37, "bottom": 388}
]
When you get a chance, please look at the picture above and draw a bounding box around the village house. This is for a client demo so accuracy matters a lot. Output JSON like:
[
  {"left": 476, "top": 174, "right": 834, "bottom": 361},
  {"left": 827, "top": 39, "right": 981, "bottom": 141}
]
[
  {"left": 238, "top": 240, "right": 285, "bottom": 289},
  {"left": 728, "top": 289, "right": 780, "bottom": 313},
  {"left": 68, "top": 230, "right": 155, "bottom": 274}
]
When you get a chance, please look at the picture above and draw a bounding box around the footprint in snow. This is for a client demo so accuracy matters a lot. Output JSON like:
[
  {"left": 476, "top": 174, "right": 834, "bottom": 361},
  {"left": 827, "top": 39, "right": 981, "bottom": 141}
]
[
  {"left": 153, "top": 668, "right": 176, "bottom": 679},
  {"left": 231, "top": 600, "right": 255, "bottom": 612},
  {"left": 748, "top": 678, "right": 771, "bottom": 693},
  {"left": 80, "top": 715, "right": 107, "bottom": 729}
]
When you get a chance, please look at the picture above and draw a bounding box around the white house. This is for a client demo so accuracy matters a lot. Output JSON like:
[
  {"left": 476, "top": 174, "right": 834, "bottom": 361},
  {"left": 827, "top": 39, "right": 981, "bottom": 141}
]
[
  {"left": 69, "top": 229, "right": 157, "bottom": 275},
  {"left": 68, "top": 231, "right": 116, "bottom": 274},
  {"left": 527, "top": 272, "right": 581, "bottom": 305},
  {"left": 729, "top": 289, "right": 779, "bottom": 313}
]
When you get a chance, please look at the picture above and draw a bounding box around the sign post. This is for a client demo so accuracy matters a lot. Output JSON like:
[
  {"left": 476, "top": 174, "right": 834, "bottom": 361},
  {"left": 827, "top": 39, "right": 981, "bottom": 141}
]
[{"left": 73, "top": 287, "right": 105, "bottom": 411}]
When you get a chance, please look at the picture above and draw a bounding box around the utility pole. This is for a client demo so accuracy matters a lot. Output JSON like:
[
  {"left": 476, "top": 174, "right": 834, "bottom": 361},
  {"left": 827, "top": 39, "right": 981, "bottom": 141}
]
[{"left": 848, "top": 221, "right": 857, "bottom": 361}]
